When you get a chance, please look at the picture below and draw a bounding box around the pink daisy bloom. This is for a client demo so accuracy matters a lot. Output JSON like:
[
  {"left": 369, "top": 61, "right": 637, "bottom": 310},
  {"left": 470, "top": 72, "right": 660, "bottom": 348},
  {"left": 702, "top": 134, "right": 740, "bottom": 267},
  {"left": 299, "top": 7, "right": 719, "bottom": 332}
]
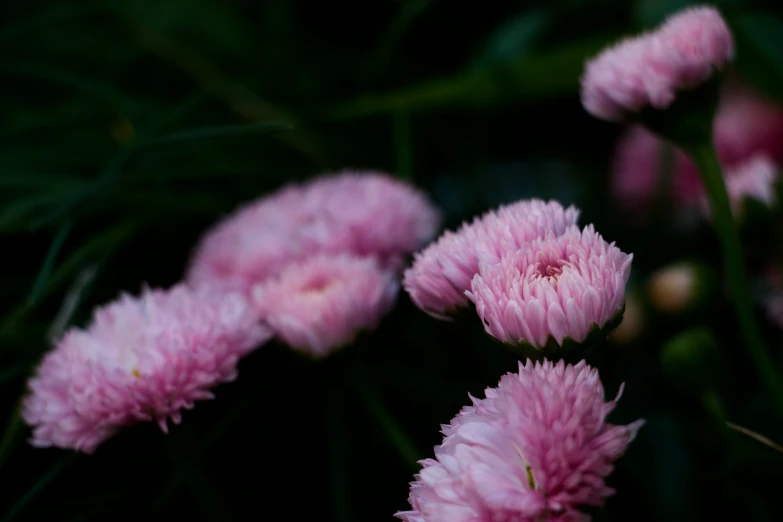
[
  {"left": 299, "top": 171, "right": 441, "bottom": 267},
  {"left": 396, "top": 360, "right": 644, "bottom": 522},
  {"left": 720, "top": 154, "right": 778, "bottom": 215},
  {"left": 186, "top": 185, "right": 323, "bottom": 293},
  {"left": 612, "top": 79, "right": 783, "bottom": 218},
  {"left": 252, "top": 254, "right": 399, "bottom": 357},
  {"left": 467, "top": 225, "right": 631, "bottom": 352},
  {"left": 404, "top": 200, "right": 580, "bottom": 319},
  {"left": 611, "top": 125, "right": 703, "bottom": 215},
  {"left": 187, "top": 171, "right": 439, "bottom": 293},
  {"left": 714, "top": 78, "right": 783, "bottom": 167},
  {"left": 22, "top": 285, "right": 271, "bottom": 453},
  {"left": 581, "top": 6, "right": 734, "bottom": 121}
]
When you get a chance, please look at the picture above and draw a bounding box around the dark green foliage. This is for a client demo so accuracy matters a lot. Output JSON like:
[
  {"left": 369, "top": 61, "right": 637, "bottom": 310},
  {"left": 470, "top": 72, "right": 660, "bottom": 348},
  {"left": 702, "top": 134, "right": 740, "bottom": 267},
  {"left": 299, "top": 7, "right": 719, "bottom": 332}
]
[{"left": 2, "top": 1, "right": 783, "bottom": 521}]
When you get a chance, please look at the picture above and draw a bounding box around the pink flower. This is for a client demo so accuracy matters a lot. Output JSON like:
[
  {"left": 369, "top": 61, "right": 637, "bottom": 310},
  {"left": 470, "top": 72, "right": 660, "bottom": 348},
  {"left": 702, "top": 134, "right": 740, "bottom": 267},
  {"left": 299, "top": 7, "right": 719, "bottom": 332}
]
[
  {"left": 396, "top": 360, "right": 644, "bottom": 522},
  {"left": 467, "top": 225, "right": 631, "bottom": 350},
  {"left": 720, "top": 155, "right": 778, "bottom": 215},
  {"left": 715, "top": 78, "right": 783, "bottom": 167},
  {"left": 581, "top": 6, "right": 733, "bottom": 121},
  {"left": 188, "top": 171, "right": 439, "bottom": 293},
  {"left": 612, "top": 79, "right": 783, "bottom": 217},
  {"left": 404, "top": 200, "right": 580, "bottom": 319},
  {"left": 252, "top": 254, "right": 399, "bottom": 357},
  {"left": 611, "top": 125, "right": 702, "bottom": 215},
  {"left": 299, "top": 171, "right": 441, "bottom": 266},
  {"left": 187, "top": 185, "right": 323, "bottom": 293},
  {"left": 22, "top": 285, "right": 270, "bottom": 453}
]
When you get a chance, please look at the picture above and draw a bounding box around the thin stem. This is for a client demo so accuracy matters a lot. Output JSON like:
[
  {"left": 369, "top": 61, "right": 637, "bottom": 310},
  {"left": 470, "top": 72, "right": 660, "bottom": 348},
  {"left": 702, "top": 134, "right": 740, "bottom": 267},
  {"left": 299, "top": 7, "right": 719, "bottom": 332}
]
[
  {"left": 689, "top": 144, "right": 783, "bottom": 418},
  {"left": 352, "top": 363, "right": 421, "bottom": 471}
]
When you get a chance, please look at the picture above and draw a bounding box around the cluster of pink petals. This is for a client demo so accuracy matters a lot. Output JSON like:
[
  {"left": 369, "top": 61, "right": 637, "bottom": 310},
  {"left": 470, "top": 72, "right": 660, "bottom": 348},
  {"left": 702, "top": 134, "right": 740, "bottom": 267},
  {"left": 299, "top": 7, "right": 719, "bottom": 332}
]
[
  {"left": 581, "top": 6, "right": 734, "bottom": 121},
  {"left": 403, "top": 200, "right": 579, "bottom": 319},
  {"left": 187, "top": 171, "right": 440, "bottom": 293},
  {"left": 718, "top": 155, "right": 778, "bottom": 215},
  {"left": 22, "top": 285, "right": 271, "bottom": 453},
  {"left": 612, "top": 80, "right": 783, "bottom": 219},
  {"left": 611, "top": 125, "right": 702, "bottom": 216},
  {"left": 397, "top": 360, "right": 644, "bottom": 522},
  {"left": 467, "top": 225, "right": 632, "bottom": 349},
  {"left": 252, "top": 254, "right": 399, "bottom": 357}
]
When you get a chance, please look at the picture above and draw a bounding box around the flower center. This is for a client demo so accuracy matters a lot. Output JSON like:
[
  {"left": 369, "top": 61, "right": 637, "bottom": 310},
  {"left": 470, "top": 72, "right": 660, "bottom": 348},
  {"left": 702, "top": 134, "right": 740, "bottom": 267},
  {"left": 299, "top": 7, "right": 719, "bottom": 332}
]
[
  {"left": 301, "top": 275, "right": 335, "bottom": 295},
  {"left": 534, "top": 257, "right": 566, "bottom": 280}
]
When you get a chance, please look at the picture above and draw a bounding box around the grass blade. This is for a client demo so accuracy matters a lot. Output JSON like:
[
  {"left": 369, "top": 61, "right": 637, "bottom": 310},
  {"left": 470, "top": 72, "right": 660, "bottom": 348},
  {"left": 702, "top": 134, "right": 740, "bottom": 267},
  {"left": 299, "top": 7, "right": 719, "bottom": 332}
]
[
  {"left": 329, "top": 36, "right": 610, "bottom": 119},
  {"left": 324, "top": 382, "right": 352, "bottom": 522},
  {"left": 152, "top": 121, "right": 293, "bottom": 145},
  {"left": 352, "top": 364, "right": 420, "bottom": 470},
  {"left": 28, "top": 221, "right": 74, "bottom": 306},
  {"left": 2, "top": 454, "right": 76, "bottom": 522},
  {"left": 726, "top": 422, "right": 783, "bottom": 454}
]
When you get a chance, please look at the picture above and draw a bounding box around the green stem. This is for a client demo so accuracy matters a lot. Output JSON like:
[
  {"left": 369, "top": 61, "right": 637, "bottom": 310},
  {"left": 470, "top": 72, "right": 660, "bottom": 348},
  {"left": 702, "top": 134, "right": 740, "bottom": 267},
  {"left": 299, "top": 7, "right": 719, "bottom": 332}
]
[{"left": 689, "top": 144, "right": 783, "bottom": 418}]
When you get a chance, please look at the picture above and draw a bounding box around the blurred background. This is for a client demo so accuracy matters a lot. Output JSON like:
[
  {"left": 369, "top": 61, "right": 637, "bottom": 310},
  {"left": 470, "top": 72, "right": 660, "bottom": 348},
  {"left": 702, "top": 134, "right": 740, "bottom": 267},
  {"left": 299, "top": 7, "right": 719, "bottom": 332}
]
[{"left": 3, "top": 0, "right": 783, "bottom": 520}]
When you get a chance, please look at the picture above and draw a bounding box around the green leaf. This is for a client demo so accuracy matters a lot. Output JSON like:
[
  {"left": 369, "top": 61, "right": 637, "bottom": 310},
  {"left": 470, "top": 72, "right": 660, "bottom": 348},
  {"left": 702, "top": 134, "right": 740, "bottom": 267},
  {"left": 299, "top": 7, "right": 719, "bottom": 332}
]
[
  {"left": 26, "top": 93, "right": 208, "bottom": 230},
  {"left": 0, "top": 221, "right": 138, "bottom": 339},
  {"left": 469, "top": 9, "right": 550, "bottom": 70},
  {"left": 0, "top": 4, "right": 101, "bottom": 42},
  {"left": 361, "top": 0, "right": 433, "bottom": 83},
  {"left": 2, "top": 453, "right": 77, "bottom": 522},
  {"left": 0, "top": 63, "right": 148, "bottom": 116},
  {"left": 0, "top": 192, "right": 79, "bottom": 234},
  {"left": 328, "top": 36, "right": 613, "bottom": 119},
  {"left": 324, "top": 383, "right": 352, "bottom": 522},
  {"left": 352, "top": 364, "right": 420, "bottom": 470},
  {"left": 392, "top": 111, "right": 413, "bottom": 180},
  {"left": 151, "top": 121, "right": 293, "bottom": 145},
  {"left": 729, "top": 11, "right": 783, "bottom": 102},
  {"left": 28, "top": 221, "right": 74, "bottom": 306}
]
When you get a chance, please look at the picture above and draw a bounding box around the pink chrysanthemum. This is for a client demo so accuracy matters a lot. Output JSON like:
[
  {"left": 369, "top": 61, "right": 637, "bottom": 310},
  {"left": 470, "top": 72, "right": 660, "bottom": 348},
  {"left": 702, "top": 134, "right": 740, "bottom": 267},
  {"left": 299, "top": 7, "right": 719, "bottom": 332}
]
[
  {"left": 611, "top": 125, "right": 703, "bottom": 215},
  {"left": 404, "top": 200, "right": 580, "bottom": 319},
  {"left": 467, "top": 225, "right": 631, "bottom": 350},
  {"left": 581, "top": 6, "right": 733, "bottom": 121},
  {"left": 252, "top": 254, "right": 399, "bottom": 357},
  {"left": 187, "top": 171, "right": 439, "bottom": 293},
  {"left": 299, "top": 171, "right": 441, "bottom": 265},
  {"left": 23, "top": 285, "right": 270, "bottom": 453},
  {"left": 396, "top": 360, "right": 644, "bottom": 522},
  {"left": 720, "top": 155, "right": 778, "bottom": 215},
  {"left": 612, "top": 78, "right": 783, "bottom": 217},
  {"left": 186, "top": 185, "right": 322, "bottom": 293}
]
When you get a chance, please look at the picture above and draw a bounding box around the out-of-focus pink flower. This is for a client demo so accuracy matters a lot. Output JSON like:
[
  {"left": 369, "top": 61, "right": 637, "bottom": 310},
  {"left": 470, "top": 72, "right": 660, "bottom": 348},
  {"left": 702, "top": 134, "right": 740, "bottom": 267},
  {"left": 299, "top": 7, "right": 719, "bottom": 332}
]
[
  {"left": 611, "top": 125, "right": 702, "bottom": 215},
  {"left": 188, "top": 171, "right": 439, "bottom": 293},
  {"left": 299, "top": 171, "right": 441, "bottom": 267},
  {"left": 720, "top": 155, "right": 778, "bottom": 215},
  {"left": 612, "top": 79, "right": 783, "bottom": 217},
  {"left": 23, "top": 285, "right": 270, "bottom": 453},
  {"left": 581, "top": 6, "right": 733, "bottom": 121},
  {"left": 715, "top": 78, "right": 783, "bottom": 166},
  {"left": 467, "top": 225, "right": 631, "bottom": 350},
  {"left": 396, "top": 360, "right": 644, "bottom": 522},
  {"left": 404, "top": 200, "right": 580, "bottom": 319},
  {"left": 187, "top": 186, "right": 322, "bottom": 293},
  {"left": 252, "top": 254, "right": 399, "bottom": 357}
]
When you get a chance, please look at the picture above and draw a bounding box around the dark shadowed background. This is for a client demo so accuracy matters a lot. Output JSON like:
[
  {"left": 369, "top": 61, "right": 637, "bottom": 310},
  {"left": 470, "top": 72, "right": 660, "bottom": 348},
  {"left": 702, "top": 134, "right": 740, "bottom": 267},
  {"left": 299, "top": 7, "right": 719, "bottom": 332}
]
[{"left": 3, "top": 0, "right": 783, "bottom": 520}]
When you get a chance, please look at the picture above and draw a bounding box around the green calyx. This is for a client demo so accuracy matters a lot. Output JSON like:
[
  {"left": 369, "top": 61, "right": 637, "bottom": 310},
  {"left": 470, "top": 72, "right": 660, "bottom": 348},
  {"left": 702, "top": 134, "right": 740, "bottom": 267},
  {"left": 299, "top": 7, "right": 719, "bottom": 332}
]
[
  {"left": 495, "top": 304, "right": 626, "bottom": 363},
  {"left": 638, "top": 73, "right": 723, "bottom": 151}
]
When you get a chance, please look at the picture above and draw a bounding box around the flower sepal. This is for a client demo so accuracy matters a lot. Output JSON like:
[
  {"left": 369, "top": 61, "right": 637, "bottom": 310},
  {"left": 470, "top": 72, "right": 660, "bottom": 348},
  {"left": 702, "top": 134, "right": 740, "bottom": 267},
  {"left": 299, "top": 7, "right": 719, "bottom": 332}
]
[{"left": 495, "top": 304, "right": 626, "bottom": 363}]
